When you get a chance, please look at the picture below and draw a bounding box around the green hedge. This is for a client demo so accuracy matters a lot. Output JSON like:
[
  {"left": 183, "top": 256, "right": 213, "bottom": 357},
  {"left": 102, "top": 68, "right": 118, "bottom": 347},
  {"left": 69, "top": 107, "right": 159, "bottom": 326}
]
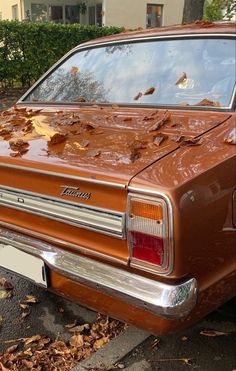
[{"left": 0, "top": 21, "right": 123, "bottom": 88}]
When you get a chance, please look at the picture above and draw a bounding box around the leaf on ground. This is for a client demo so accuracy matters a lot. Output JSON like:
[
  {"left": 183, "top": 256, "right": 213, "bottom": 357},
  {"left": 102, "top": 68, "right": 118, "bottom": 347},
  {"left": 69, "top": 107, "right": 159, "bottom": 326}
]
[
  {"left": 24, "top": 334, "right": 42, "bottom": 345},
  {"left": 200, "top": 329, "right": 228, "bottom": 337},
  {"left": 0, "top": 278, "right": 13, "bottom": 290},
  {"left": 69, "top": 334, "right": 84, "bottom": 348},
  {"left": 23, "top": 295, "right": 39, "bottom": 304}
]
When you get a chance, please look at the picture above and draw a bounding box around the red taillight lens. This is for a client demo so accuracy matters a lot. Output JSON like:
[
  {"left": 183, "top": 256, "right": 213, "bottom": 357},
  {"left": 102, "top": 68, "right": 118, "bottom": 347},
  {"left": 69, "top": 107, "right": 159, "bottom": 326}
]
[
  {"left": 127, "top": 195, "right": 172, "bottom": 274},
  {"left": 130, "top": 231, "right": 164, "bottom": 266}
]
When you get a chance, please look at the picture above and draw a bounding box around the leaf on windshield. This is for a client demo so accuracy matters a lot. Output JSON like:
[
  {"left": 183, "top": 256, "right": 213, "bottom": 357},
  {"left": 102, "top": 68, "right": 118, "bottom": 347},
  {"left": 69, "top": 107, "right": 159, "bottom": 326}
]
[
  {"left": 144, "top": 87, "right": 155, "bottom": 95},
  {"left": 71, "top": 67, "right": 79, "bottom": 76},
  {"left": 194, "top": 99, "right": 220, "bottom": 107},
  {"left": 175, "top": 72, "right": 187, "bottom": 85},
  {"left": 134, "top": 92, "right": 142, "bottom": 101},
  {"left": 74, "top": 96, "right": 86, "bottom": 103}
]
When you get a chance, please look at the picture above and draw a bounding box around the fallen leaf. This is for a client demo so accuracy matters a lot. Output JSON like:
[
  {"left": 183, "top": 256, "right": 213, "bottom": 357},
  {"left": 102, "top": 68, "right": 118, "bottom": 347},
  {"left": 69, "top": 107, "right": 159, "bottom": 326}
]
[
  {"left": 0, "top": 362, "right": 12, "bottom": 371},
  {"left": 134, "top": 92, "right": 142, "bottom": 101},
  {"left": 24, "top": 334, "right": 42, "bottom": 345},
  {"left": 87, "top": 149, "right": 101, "bottom": 157},
  {"left": 180, "top": 137, "right": 203, "bottom": 146},
  {"left": 69, "top": 334, "right": 84, "bottom": 348},
  {"left": 24, "top": 295, "right": 39, "bottom": 304},
  {"left": 112, "top": 104, "right": 119, "bottom": 109},
  {"left": 200, "top": 329, "right": 228, "bottom": 337},
  {"left": 71, "top": 66, "right": 78, "bottom": 76},
  {"left": 6, "top": 344, "right": 18, "bottom": 354},
  {"left": 0, "top": 278, "right": 13, "bottom": 290},
  {"left": 153, "top": 133, "right": 168, "bottom": 146},
  {"left": 144, "top": 87, "right": 155, "bottom": 95},
  {"left": 93, "top": 336, "right": 109, "bottom": 350},
  {"left": 195, "top": 99, "right": 220, "bottom": 107},
  {"left": 224, "top": 128, "right": 236, "bottom": 145},
  {"left": 175, "top": 72, "right": 187, "bottom": 85},
  {"left": 148, "top": 111, "right": 171, "bottom": 132},
  {"left": 49, "top": 133, "right": 67, "bottom": 145}
]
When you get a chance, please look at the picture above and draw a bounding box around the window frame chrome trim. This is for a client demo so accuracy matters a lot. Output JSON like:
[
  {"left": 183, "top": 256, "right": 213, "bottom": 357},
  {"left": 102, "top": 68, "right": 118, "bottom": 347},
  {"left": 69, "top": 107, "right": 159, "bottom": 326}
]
[
  {"left": 18, "top": 33, "right": 236, "bottom": 111},
  {"left": 0, "top": 225, "right": 198, "bottom": 319},
  {"left": 0, "top": 185, "right": 126, "bottom": 239}
]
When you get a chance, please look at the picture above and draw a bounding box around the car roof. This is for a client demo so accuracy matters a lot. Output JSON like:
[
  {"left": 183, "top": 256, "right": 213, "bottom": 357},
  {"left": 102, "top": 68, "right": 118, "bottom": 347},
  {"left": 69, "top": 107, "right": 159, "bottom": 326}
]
[{"left": 82, "top": 21, "right": 235, "bottom": 48}]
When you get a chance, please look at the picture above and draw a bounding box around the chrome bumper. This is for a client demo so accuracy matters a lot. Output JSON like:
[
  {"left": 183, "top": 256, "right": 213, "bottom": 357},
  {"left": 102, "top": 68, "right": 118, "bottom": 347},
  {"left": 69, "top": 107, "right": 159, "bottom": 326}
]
[{"left": 0, "top": 227, "right": 197, "bottom": 319}]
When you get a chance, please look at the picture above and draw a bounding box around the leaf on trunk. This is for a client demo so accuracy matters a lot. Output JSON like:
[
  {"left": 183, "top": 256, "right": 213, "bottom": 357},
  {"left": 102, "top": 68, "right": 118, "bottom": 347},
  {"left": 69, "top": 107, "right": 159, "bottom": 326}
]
[
  {"left": 180, "top": 137, "right": 203, "bottom": 146},
  {"left": 49, "top": 133, "right": 67, "bottom": 145},
  {"left": 224, "top": 128, "right": 236, "bottom": 145},
  {"left": 148, "top": 111, "right": 171, "bottom": 132}
]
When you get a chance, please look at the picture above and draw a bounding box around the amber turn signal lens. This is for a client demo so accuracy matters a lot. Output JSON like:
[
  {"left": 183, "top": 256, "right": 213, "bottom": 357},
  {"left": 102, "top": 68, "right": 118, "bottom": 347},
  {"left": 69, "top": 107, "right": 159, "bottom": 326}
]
[{"left": 130, "top": 199, "right": 163, "bottom": 220}]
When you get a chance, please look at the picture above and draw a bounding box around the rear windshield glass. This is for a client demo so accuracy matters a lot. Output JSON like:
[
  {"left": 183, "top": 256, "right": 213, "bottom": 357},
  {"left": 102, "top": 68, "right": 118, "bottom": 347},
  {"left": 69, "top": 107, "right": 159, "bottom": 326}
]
[{"left": 24, "top": 38, "right": 236, "bottom": 108}]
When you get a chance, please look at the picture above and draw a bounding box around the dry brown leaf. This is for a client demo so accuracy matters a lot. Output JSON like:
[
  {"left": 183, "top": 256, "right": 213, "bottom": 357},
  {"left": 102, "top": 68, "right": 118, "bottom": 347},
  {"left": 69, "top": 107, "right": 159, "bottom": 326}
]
[
  {"left": 49, "top": 133, "right": 67, "bottom": 145},
  {"left": 24, "top": 334, "right": 42, "bottom": 345},
  {"left": 224, "top": 128, "right": 236, "bottom": 145},
  {"left": 87, "top": 149, "right": 101, "bottom": 157},
  {"left": 180, "top": 137, "right": 203, "bottom": 146},
  {"left": 153, "top": 133, "right": 168, "bottom": 146},
  {"left": 144, "top": 87, "right": 155, "bottom": 95},
  {"left": 175, "top": 72, "right": 187, "bottom": 85},
  {"left": 112, "top": 104, "right": 119, "bottom": 109},
  {"left": 69, "top": 334, "right": 84, "bottom": 348},
  {"left": 195, "top": 99, "right": 220, "bottom": 107},
  {"left": 93, "top": 336, "right": 109, "bottom": 351},
  {"left": 200, "top": 329, "right": 228, "bottom": 337},
  {"left": 0, "top": 278, "right": 13, "bottom": 290},
  {"left": 24, "top": 295, "right": 39, "bottom": 304},
  {"left": 0, "top": 362, "right": 12, "bottom": 371},
  {"left": 71, "top": 66, "right": 78, "bottom": 76},
  {"left": 148, "top": 111, "right": 171, "bottom": 132},
  {"left": 134, "top": 92, "right": 142, "bottom": 101},
  {"left": 6, "top": 344, "right": 18, "bottom": 354}
]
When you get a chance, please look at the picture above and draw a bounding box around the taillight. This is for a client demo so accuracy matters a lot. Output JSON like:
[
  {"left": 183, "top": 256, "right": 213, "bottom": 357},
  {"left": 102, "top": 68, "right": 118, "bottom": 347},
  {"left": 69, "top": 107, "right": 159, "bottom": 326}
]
[{"left": 127, "top": 194, "right": 172, "bottom": 274}]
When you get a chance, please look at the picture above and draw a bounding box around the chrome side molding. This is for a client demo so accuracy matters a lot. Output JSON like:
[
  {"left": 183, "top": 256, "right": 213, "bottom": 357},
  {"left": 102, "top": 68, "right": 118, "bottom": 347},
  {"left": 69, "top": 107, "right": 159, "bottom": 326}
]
[
  {"left": 0, "top": 186, "right": 125, "bottom": 238},
  {"left": 0, "top": 226, "right": 198, "bottom": 319}
]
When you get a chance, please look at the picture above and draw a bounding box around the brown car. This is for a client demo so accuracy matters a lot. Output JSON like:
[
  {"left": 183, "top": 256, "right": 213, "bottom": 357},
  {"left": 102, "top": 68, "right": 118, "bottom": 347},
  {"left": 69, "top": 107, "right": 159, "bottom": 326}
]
[{"left": 0, "top": 22, "right": 235, "bottom": 335}]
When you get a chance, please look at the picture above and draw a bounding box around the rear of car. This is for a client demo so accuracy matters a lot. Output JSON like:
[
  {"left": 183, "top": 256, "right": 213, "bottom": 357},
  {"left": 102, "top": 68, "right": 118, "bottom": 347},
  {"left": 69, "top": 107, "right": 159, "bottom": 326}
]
[{"left": 0, "top": 22, "right": 235, "bottom": 334}]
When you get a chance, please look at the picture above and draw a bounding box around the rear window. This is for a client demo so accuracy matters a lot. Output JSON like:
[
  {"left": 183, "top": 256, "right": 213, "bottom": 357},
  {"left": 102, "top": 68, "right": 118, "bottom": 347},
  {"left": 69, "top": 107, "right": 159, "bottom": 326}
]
[{"left": 24, "top": 37, "right": 236, "bottom": 108}]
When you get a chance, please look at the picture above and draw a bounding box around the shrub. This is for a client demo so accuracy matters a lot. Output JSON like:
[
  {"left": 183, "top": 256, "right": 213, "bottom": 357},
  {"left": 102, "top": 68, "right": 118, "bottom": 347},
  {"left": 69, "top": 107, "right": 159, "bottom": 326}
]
[{"left": 0, "top": 21, "right": 123, "bottom": 88}]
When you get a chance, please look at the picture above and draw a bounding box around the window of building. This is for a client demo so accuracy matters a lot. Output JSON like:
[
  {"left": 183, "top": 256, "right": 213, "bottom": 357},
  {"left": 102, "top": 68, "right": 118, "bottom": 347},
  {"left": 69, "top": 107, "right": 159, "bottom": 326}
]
[
  {"left": 146, "top": 4, "right": 163, "bottom": 28},
  {"left": 12, "top": 5, "right": 19, "bottom": 20},
  {"left": 96, "top": 4, "right": 103, "bottom": 26},
  {"left": 88, "top": 6, "right": 95, "bottom": 25},
  {"left": 49, "top": 5, "right": 63, "bottom": 23},
  {"left": 31, "top": 4, "right": 47, "bottom": 22},
  {"left": 65, "top": 5, "right": 80, "bottom": 24}
]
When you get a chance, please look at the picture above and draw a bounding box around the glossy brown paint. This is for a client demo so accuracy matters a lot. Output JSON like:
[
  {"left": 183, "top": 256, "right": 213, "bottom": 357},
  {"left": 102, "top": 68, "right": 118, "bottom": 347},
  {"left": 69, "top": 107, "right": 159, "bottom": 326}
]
[{"left": 0, "top": 23, "right": 235, "bottom": 335}]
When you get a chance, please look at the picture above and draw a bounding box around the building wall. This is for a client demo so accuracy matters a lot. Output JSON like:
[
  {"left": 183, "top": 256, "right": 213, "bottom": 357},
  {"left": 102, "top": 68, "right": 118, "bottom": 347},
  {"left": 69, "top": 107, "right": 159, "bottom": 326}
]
[
  {"left": 104, "top": 0, "right": 185, "bottom": 28},
  {"left": 0, "top": 0, "right": 22, "bottom": 20}
]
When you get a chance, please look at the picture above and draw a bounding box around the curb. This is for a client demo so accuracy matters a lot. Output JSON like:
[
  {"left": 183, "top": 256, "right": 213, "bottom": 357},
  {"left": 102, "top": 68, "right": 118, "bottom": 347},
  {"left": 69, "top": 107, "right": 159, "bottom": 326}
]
[{"left": 72, "top": 326, "right": 150, "bottom": 370}]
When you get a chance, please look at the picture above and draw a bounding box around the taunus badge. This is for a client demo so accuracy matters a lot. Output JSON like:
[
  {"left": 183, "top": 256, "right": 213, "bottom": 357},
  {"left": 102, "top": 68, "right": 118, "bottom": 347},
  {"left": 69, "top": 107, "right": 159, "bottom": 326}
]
[{"left": 60, "top": 186, "right": 91, "bottom": 200}]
